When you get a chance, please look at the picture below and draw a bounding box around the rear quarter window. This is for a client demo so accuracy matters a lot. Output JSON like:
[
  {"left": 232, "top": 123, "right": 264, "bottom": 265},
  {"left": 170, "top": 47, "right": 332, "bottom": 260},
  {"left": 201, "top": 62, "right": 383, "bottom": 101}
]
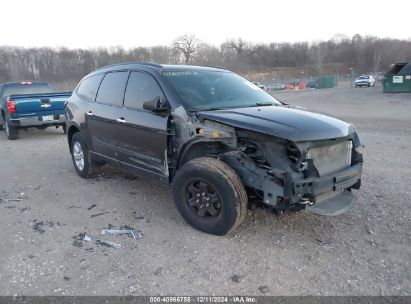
[
  {"left": 76, "top": 74, "right": 104, "bottom": 101},
  {"left": 96, "top": 71, "right": 129, "bottom": 106}
]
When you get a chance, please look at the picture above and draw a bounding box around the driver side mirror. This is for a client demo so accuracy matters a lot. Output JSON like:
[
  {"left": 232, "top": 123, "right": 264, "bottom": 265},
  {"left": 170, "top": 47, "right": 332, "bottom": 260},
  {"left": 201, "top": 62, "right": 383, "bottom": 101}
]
[{"left": 143, "top": 96, "right": 169, "bottom": 112}]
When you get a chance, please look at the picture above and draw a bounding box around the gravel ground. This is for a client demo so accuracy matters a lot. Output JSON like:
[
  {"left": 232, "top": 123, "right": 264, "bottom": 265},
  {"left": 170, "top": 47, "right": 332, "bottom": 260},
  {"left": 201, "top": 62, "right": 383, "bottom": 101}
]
[{"left": 0, "top": 87, "right": 410, "bottom": 296}]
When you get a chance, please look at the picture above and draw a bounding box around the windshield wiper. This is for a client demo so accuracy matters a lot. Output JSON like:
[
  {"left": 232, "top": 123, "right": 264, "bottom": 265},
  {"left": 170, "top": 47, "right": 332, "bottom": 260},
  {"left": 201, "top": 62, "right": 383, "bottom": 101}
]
[{"left": 256, "top": 102, "right": 275, "bottom": 106}]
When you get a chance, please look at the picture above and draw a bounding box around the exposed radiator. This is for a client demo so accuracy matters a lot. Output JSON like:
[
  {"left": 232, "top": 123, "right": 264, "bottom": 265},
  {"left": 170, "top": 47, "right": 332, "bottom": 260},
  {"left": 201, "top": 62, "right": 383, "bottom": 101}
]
[{"left": 308, "top": 141, "right": 352, "bottom": 176}]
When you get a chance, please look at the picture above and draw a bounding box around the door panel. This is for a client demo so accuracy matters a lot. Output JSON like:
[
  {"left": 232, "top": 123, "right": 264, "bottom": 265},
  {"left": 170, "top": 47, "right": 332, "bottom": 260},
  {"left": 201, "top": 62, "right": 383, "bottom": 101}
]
[
  {"left": 116, "top": 109, "right": 169, "bottom": 180},
  {"left": 86, "top": 103, "right": 123, "bottom": 162},
  {"left": 86, "top": 71, "right": 129, "bottom": 163},
  {"left": 116, "top": 70, "right": 169, "bottom": 181}
]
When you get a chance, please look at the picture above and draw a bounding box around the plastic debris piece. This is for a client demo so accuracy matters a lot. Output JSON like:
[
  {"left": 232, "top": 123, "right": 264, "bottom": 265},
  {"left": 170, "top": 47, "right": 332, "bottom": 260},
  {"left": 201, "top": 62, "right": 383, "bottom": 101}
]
[
  {"left": 101, "top": 228, "right": 142, "bottom": 240},
  {"left": 83, "top": 234, "right": 92, "bottom": 242},
  {"left": 96, "top": 239, "right": 122, "bottom": 249}
]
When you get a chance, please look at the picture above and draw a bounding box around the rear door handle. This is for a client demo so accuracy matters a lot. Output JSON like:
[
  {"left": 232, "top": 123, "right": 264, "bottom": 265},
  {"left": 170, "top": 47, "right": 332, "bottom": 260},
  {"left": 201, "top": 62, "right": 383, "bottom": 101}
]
[
  {"left": 116, "top": 118, "right": 126, "bottom": 124},
  {"left": 86, "top": 111, "right": 94, "bottom": 116}
]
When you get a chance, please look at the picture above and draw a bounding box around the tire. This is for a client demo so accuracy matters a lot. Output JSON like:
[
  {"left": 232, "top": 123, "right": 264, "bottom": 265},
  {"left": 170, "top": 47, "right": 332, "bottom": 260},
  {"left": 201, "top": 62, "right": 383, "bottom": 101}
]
[
  {"left": 36, "top": 126, "right": 48, "bottom": 131},
  {"left": 172, "top": 157, "right": 248, "bottom": 235},
  {"left": 70, "top": 132, "right": 97, "bottom": 178},
  {"left": 62, "top": 124, "right": 67, "bottom": 134},
  {"left": 4, "top": 120, "right": 19, "bottom": 140}
]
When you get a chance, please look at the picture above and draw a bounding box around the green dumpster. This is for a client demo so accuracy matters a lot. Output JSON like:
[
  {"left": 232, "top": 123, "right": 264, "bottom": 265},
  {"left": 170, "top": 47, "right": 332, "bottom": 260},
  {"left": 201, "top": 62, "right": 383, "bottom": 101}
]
[
  {"left": 316, "top": 76, "right": 338, "bottom": 89},
  {"left": 383, "top": 62, "right": 411, "bottom": 93}
]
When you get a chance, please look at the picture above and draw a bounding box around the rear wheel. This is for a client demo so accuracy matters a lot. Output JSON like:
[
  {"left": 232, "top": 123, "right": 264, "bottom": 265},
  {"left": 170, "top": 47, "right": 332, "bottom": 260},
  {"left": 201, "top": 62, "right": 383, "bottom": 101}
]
[
  {"left": 172, "top": 157, "right": 248, "bottom": 235},
  {"left": 5, "top": 120, "right": 19, "bottom": 140},
  {"left": 70, "top": 132, "right": 97, "bottom": 178}
]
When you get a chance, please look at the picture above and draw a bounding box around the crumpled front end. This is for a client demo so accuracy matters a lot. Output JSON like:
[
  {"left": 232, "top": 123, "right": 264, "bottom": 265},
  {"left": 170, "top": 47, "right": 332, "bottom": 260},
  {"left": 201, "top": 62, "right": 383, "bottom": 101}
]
[{"left": 220, "top": 130, "right": 363, "bottom": 216}]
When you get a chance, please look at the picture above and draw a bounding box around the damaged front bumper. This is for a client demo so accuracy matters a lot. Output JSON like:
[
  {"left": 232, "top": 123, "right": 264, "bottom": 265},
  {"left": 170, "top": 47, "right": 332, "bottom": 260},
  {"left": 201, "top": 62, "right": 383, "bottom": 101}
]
[
  {"left": 291, "top": 164, "right": 362, "bottom": 215},
  {"left": 219, "top": 139, "right": 363, "bottom": 216}
]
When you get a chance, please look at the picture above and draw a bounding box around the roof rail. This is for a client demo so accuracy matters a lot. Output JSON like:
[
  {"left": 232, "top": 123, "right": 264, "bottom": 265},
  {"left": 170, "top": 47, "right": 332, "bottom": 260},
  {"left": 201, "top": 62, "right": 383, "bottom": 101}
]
[{"left": 94, "top": 61, "right": 163, "bottom": 71}]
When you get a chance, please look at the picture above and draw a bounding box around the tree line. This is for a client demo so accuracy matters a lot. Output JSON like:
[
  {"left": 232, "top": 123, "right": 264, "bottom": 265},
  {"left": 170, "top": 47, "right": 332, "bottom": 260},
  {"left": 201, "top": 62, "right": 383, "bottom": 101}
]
[{"left": 0, "top": 34, "right": 410, "bottom": 88}]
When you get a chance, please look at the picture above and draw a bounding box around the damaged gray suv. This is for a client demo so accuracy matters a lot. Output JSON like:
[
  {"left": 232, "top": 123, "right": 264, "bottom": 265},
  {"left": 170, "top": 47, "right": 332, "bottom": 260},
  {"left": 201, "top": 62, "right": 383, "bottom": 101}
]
[{"left": 65, "top": 62, "right": 363, "bottom": 235}]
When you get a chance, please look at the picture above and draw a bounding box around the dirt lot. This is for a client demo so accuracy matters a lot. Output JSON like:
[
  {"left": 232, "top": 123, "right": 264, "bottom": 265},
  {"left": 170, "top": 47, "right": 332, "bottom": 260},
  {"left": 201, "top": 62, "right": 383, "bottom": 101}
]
[{"left": 0, "top": 87, "right": 410, "bottom": 296}]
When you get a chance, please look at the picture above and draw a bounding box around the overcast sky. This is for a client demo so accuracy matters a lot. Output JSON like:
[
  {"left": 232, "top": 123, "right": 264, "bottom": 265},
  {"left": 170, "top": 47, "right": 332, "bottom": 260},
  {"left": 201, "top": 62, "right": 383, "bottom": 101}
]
[{"left": 3, "top": 0, "right": 410, "bottom": 49}]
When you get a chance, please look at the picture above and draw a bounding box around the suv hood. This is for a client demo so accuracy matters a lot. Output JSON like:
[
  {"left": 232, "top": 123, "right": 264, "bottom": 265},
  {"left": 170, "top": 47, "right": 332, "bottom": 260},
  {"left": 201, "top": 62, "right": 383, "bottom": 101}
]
[{"left": 197, "top": 105, "right": 355, "bottom": 142}]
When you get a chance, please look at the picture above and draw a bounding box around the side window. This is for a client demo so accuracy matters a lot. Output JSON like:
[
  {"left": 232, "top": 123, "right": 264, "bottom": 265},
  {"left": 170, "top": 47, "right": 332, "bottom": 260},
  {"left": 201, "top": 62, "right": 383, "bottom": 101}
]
[
  {"left": 96, "top": 71, "right": 129, "bottom": 106},
  {"left": 124, "top": 71, "right": 164, "bottom": 110},
  {"left": 76, "top": 74, "right": 104, "bottom": 101}
]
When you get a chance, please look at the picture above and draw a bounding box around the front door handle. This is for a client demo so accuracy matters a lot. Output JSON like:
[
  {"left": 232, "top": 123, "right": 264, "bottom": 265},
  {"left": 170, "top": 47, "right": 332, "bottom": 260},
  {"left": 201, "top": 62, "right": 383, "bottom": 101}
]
[
  {"left": 86, "top": 111, "right": 94, "bottom": 116},
  {"left": 116, "top": 118, "right": 127, "bottom": 124}
]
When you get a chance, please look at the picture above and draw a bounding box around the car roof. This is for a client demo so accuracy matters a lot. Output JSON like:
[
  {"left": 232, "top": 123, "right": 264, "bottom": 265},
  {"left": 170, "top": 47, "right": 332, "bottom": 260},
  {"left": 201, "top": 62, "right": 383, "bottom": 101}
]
[{"left": 89, "top": 62, "right": 228, "bottom": 76}]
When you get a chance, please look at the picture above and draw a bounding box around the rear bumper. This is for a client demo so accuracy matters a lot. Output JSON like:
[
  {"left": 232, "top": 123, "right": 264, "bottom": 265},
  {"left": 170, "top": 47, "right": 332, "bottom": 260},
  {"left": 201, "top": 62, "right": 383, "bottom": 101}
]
[{"left": 9, "top": 115, "right": 66, "bottom": 127}]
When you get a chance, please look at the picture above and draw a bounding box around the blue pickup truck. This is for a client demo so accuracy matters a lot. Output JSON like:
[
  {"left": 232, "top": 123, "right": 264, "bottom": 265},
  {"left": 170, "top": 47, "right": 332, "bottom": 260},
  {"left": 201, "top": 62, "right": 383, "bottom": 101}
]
[{"left": 0, "top": 82, "right": 72, "bottom": 140}]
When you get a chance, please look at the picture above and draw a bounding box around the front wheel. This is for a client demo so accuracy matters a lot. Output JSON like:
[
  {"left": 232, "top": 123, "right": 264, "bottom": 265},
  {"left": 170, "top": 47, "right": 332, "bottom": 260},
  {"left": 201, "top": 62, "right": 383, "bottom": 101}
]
[
  {"left": 70, "top": 132, "right": 97, "bottom": 178},
  {"left": 172, "top": 157, "right": 248, "bottom": 235},
  {"left": 5, "top": 120, "right": 19, "bottom": 140}
]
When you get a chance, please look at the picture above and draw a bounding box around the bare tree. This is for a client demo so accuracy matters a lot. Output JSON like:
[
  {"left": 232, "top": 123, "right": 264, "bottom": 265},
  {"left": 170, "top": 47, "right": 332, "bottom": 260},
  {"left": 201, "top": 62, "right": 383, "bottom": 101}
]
[
  {"left": 1, "top": 34, "right": 410, "bottom": 89},
  {"left": 172, "top": 34, "right": 203, "bottom": 64},
  {"left": 226, "top": 38, "right": 247, "bottom": 56}
]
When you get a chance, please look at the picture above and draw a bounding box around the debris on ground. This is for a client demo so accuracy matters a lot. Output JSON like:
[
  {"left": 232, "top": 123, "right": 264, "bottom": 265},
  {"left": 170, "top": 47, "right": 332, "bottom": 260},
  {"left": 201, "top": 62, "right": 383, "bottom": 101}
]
[
  {"left": 19, "top": 207, "right": 30, "bottom": 213},
  {"left": 133, "top": 212, "right": 144, "bottom": 220},
  {"left": 72, "top": 239, "right": 83, "bottom": 248},
  {"left": 314, "top": 238, "right": 334, "bottom": 251},
  {"left": 90, "top": 212, "right": 109, "bottom": 218},
  {"left": 32, "top": 220, "right": 54, "bottom": 234},
  {"left": 258, "top": 285, "right": 270, "bottom": 294},
  {"left": 96, "top": 239, "right": 122, "bottom": 249},
  {"left": 87, "top": 204, "right": 97, "bottom": 210},
  {"left": 72, "top": 226, "right": 140, "bottom": 250},
  {"left": 102, "top": 226, "right": 142, "bottom": 240},
  {"left": 18, "top": 192, "right": 27, "bottom": 199},
  {"left": 33, "top": 222, "right": 45, "bottom": 234},
  {"left": 154, "top": 267, "right": 163, "bottom": 276},
  {"left": 230, "top": 274, "right": 244, "bottom": 283},
  {"left": 6, "top": 198, "right": 23, "bottom": 202},
  {"left": 72, "top": 232, "right": 93, "bottom": 247},
  {"left": 67, "top": 205, "right": 81, "bottom": 209}
]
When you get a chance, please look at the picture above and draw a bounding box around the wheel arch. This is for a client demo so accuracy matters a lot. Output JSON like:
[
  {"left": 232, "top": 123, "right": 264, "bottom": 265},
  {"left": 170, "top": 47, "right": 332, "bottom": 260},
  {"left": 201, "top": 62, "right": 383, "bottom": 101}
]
[
  {"left": 175, "top": 139, "right": 230, "bottom": 172},
  {"left": 67, "top": 124, "right": 80, "bottom": 152}
]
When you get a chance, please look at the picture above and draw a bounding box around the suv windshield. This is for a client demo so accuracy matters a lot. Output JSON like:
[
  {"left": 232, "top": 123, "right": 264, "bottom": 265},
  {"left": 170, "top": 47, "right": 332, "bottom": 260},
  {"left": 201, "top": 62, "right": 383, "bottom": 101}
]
[{"left": 161, "top": 70, "right": 280, "bottom": 111}]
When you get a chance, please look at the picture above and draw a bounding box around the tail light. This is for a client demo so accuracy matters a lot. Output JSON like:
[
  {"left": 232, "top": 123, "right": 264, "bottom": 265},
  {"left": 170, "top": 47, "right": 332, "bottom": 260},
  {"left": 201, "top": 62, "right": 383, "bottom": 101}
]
[{"left": 7, "top": 100, "right": 16, "bottom": 113}]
